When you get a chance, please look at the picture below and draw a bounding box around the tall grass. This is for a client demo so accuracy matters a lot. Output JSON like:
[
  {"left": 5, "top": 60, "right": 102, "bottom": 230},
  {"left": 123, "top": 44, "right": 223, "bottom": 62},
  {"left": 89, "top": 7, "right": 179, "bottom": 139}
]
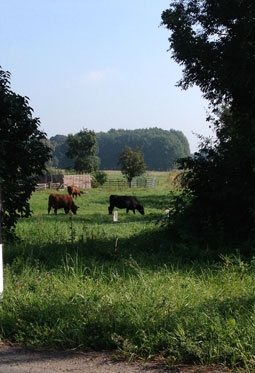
[{"left": 1, "top": 186, "right": 255, "bottom": 370}]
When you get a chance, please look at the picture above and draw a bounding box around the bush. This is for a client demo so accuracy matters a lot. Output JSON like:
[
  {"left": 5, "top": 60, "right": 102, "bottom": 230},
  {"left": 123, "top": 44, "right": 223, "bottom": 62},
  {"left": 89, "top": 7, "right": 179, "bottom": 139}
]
[{"left": 91, "top": 171, "right": 108, "bottom": 188}]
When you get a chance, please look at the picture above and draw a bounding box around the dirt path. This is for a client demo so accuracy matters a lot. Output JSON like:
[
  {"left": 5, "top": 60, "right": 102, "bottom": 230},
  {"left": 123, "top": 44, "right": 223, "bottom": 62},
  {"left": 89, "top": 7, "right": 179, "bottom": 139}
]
[{"left": 0, "top": 344, "right": 231, "bottom": 373}]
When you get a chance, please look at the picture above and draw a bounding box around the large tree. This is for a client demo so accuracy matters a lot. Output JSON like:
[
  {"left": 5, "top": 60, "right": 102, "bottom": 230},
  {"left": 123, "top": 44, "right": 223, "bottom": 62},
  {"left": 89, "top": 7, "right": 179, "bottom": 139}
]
[
  {"left": 66, "top": 128, "right": 99, "bottom": 173},
  {"left": 118, "top": 146, "right": 146, "bottom": 187},
  {"left": 162, "top": 0, "right": 255, "bottom": 113},
  {"left": 0, "top": 68, "right": 51, "bottom": 239},
  {"left": 161, "top": 0, "right": 255, "bottom": 244}
]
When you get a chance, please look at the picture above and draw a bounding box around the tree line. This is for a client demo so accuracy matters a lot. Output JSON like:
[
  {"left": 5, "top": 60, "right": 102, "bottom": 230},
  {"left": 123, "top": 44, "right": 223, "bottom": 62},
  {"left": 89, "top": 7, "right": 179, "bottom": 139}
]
[{"left": 48, "top": 127, "right": 190, "bottom": 171}]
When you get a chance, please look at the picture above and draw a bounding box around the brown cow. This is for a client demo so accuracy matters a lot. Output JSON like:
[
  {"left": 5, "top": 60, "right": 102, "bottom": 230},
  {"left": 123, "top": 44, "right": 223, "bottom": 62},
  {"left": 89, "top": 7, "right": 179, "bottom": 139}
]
[
  {"left": 48, "top": 194, "right": 79, "bottom": 215},
  {"left": 67, "top": 185, "right": 84, "bottom": 198}
]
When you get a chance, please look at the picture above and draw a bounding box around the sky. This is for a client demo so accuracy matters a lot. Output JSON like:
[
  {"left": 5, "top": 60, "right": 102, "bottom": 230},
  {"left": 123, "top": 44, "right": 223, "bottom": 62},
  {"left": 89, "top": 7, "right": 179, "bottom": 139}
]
[{"left": 1, "top": 0, "right": 214, "bottom": 153}]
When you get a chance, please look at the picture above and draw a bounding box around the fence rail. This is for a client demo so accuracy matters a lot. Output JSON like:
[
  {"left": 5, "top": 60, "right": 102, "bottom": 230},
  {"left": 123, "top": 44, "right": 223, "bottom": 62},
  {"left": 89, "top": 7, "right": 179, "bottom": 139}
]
[
  {"left": 35, "top": 183, "right": 48, "bottom": 190},
  {"left": 103, "top": 177, "right": 156, "bottom": 188},
  {"left": 35, "top": 183, "right": 61, "bottom": 191},
  {"left": 35, "top": 176, "right": 156, "bottom": 190}
]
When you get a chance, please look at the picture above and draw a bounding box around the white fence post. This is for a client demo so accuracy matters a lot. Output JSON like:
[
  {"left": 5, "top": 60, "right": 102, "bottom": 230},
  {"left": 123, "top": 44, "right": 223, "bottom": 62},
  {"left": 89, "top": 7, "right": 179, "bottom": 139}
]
[{"left": 113, "top": 211, "right": 118, "bottom": 222}]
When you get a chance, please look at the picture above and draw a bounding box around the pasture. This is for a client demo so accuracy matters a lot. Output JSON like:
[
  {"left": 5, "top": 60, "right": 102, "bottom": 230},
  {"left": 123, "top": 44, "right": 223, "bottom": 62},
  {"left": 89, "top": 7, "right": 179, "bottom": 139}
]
[{"left": 1, "top": 179, "right": 255, "bottom": 371}]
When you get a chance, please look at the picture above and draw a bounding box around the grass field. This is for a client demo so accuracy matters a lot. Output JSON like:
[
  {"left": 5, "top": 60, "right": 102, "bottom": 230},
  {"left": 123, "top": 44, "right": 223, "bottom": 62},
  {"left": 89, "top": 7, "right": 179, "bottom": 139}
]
[{"left": 1, "top": 181, "right": 255, "bottom": 371}]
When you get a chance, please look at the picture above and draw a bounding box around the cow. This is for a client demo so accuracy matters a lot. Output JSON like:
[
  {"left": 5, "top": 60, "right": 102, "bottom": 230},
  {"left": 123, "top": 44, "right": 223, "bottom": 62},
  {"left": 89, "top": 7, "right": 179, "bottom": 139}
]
[
  {"left": 67, "top": 185, "right": 84, "bottom": 198},
  {"left": 108, "top": 195, "right": 144, "bottom": 215},
  {"left": 48, "top": 194, "right": 79, "bottom": 215}
]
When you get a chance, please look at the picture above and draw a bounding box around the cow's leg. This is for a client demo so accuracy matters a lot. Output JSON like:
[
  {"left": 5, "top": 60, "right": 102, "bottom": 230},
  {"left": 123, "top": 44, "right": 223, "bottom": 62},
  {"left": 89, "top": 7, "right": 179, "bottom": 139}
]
[
  {"left": 133, "top": 209, "right": 136, "bottom": 214},
  {"left": 108, "top": 205, "right": 113, "bottom": 214},
  {"left": 48, "top": 205, "right": 51, "bottom": 214},
  {"left": 126, "top": 208, "right": 129, "bottom": 214},
  {"left": 54, "top": 208, "right": 58, "bottom": 215}
]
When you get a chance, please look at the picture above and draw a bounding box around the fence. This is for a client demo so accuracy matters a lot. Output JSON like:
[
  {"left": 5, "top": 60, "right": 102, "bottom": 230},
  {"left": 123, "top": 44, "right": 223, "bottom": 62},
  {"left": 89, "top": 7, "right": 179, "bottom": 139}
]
[
  {"left": 36, "top": 174, "right": 92, "bottom": 190},
  {"left": 36, "top": 175, "right": 156, "bottom": 190},
  {"left": 103, "top": 177, "right": 156, "bottom": 189}
]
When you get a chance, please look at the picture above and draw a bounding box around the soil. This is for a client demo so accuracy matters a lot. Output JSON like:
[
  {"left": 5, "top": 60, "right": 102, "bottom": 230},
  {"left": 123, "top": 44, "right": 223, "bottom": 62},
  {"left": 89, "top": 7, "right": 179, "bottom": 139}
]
[{"left": 0, "top": 343, "right": 232, "bottom": 373}]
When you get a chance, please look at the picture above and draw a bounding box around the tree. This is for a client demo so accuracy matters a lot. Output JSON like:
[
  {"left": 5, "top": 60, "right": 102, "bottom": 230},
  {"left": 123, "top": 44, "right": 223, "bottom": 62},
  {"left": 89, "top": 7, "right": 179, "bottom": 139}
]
[
  {"left": 97, "top": 128, "right": 190, "bottom": 170},
  {"left": 49, "top": 128, "right": 190, "bottom": 171},
  {"left": 66, "top": 129, "right": 99, "bottom": 173},
  {"left": 0, "top": 68, "right": 51, "bottom": 239},
  {"left": 162, "top": 0, "right": 255, "bottom": 113},
  {"left": 161, "top": 1, "right": 255, "bottom": 244},
  {"left": 49, "top": 135, "right": 74, "bottom": 169},
  {"left": 118, "top": 146, "right": 146, "bottom": 187},
  {"left": 43, "top": 139, "right": 58, "bottom": 168}
]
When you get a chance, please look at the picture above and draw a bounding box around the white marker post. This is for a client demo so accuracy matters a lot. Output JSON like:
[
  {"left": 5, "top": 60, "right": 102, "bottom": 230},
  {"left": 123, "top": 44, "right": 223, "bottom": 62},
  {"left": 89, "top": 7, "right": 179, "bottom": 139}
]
[
  {"left": 0, "top": 187, "right": 3, "bottom": 297},
  {"left": 113, "top": 211, "right": 118, "bottom": 222}
]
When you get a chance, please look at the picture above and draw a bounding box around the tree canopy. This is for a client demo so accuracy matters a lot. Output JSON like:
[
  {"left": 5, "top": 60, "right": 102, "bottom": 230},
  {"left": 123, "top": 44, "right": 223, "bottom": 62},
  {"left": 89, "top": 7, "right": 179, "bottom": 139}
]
[
  {"left": 66, "top": 128, "right": 99, "bottom": 173},
  {"left": 96, "top": 128, "right": 190, "bottom": 170},
  {"left": 50, "top": 135, "right": 74, "bottom": 169},
  {"left": 162, "top": 0, "right": 255, "bottom": 112},
  {"left": 118, "top": 146, "right": 146, "bottom": 187},
  {"left": 0, "top": 68, "right": 50, "bottom": 239},
  {"left": 161, "top": 0, "right": 255, "bottom": 245},
  {"left": 48, "top": 128, "right": 190, "bottom": 171}
]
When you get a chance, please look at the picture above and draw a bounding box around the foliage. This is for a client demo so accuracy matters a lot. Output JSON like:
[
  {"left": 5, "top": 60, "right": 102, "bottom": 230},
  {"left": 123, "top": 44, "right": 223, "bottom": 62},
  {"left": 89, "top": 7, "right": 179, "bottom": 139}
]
[
  {"left": 91, "top": 170, "right": 108, "bottom": 188},
  {"left": 161, "top": 0, "right": 255, "bottom": 111},
  {"left": 66, "top": 128, "right": 99, "bottom": 173},
  {"left": 48, "top": 128, "right": 190, "bottom": 171},
  {"left": 0, "top": 67, "right": 50, "bottom": 239},
  {"left": 118, "top": 146, "right": 146, "bottom": 187},
  {"left": 97, "top": 127, "right": 190, "bottom": 170},
  {"left": 42, "top": 139, "right": 57, "bottom": 168},
  {"left": 50, "top": 135, "right": 74, "bottom": 169},
  {"left": 161, "top": 0, "right": 255, "bottom": 245}
]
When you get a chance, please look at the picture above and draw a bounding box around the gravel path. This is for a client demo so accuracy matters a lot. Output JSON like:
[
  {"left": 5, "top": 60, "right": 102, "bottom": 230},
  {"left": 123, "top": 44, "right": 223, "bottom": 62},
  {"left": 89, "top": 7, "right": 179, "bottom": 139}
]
[{"left": 0, "top": 344, "right": 231, "bottom": 373}]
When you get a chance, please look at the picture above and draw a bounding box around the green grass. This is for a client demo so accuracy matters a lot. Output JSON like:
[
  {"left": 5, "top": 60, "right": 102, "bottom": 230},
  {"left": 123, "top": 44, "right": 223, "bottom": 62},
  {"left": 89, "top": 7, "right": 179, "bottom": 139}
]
[{"left": 1, "top": 185, "right": 255, "bottom": 370}]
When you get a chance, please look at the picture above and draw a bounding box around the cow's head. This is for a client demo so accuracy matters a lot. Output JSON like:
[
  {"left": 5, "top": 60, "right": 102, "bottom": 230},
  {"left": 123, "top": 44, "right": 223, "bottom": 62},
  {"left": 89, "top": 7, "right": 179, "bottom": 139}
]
[
  {"left": 71, "top": 205, "right": 79, "bottom": 214},
  {"left": 137, "top": 204, "right": 144, "bottom": 215}
]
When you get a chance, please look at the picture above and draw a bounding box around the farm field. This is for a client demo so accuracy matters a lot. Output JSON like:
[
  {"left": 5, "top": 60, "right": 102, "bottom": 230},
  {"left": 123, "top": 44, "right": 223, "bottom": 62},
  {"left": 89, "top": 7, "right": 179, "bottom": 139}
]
[{"left": 1, "top": 183, "right": 255, "bottom": 371}]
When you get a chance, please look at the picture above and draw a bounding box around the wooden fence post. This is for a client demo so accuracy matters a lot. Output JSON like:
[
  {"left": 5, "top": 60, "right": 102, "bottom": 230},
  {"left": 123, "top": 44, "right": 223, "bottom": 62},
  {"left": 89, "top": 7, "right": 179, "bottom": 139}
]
[{"left": 0, "top": 186, "right": 3, "bottom": 297}]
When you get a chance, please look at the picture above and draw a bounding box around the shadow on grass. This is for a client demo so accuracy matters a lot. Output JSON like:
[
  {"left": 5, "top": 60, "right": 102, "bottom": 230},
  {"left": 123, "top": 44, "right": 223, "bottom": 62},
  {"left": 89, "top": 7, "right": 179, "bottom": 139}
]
[
  {"left": 138, "top": 194, "right": 172, "bottom": 210},
  {"left": 26, "top": 211, "right": 158, "bottom": 225},
  {"left": 4, "top": 222, "right": 229, "bottom": 274}
]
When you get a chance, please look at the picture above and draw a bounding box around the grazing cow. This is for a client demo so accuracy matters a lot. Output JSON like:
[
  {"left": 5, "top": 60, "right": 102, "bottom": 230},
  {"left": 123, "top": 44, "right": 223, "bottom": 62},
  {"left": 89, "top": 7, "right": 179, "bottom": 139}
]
[
  {"left": 48, "top": 194, "right": 79, "bottom": 215},
  {"left": 67, "top": 185, "right": 84, "bottom": 198},
  {"left": 108, "top": 195, "right": 144, "bottom": 215}
]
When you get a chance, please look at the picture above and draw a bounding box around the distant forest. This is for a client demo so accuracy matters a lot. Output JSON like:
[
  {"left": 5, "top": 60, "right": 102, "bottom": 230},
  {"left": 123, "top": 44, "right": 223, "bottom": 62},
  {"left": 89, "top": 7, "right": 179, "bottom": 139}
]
[{"left": 48, "top": 128, "right": 190, "bottom": 171}]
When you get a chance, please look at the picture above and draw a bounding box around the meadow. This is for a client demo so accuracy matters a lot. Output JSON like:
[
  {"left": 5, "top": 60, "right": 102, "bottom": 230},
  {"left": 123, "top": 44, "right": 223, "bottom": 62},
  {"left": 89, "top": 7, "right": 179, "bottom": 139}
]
[{"left": 1, "top": 173, "right": 255, "bottom": 371}]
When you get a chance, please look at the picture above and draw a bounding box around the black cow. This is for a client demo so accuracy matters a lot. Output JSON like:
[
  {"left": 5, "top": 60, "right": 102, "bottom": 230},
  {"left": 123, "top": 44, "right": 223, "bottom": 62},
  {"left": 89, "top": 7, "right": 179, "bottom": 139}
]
[{"left": 108, "top": 195, "right": 144, "bottom": 215}]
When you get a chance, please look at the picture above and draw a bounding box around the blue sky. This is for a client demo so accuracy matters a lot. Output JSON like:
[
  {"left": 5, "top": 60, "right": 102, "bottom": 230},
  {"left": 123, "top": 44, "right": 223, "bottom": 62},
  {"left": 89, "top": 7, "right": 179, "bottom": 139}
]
[{"left": 1, "top": 0, "right": 213, "bottom": 153}]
